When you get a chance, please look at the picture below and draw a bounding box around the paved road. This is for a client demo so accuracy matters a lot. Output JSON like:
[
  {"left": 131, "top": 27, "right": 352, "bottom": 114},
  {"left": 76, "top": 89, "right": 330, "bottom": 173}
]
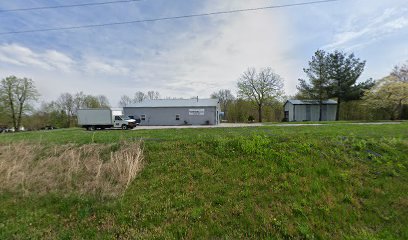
[
  {"left": 134, "top": 123, "right": 263, "bottom": 130},
  {"left": 133, "top": 122, "right": 402, "bottom": 130}
]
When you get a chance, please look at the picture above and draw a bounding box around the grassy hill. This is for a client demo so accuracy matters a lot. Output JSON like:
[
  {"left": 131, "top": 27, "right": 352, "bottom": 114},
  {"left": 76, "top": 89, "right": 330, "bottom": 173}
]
[{"left": 1, "top": 123, "right": 407, "bottom": 239}]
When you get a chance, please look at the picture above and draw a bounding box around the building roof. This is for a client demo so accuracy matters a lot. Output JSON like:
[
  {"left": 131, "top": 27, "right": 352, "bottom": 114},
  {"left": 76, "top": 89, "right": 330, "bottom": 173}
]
[
  {"left": 125, "top": 98, "right": 220, "bottom": 108},
  {"left": 286, "top": 99, "right": 337, "bottom": 105}
]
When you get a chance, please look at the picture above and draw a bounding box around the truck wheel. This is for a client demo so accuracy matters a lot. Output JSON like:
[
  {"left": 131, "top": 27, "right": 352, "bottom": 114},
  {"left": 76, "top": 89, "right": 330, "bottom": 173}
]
[
  {"left": 88, "top": 126, "right": 95, "bottom": 131},
  {"left": 121, "top": 125, "right": 128, "bottom": 130}
]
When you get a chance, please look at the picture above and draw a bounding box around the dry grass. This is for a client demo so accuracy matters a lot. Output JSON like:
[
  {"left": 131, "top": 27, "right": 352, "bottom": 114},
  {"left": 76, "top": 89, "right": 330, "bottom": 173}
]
[{"left": 0, "top": 141, "right": 144, "bottom": 197}]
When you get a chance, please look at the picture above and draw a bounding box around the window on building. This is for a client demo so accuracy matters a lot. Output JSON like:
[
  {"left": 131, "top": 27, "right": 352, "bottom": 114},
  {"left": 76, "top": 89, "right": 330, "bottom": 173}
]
[
  {"left": 141, "top": 115, "right": 146, "bottom": 121},
  {"left": 176, "top": 114, "right": 180, "bottom": 120}
]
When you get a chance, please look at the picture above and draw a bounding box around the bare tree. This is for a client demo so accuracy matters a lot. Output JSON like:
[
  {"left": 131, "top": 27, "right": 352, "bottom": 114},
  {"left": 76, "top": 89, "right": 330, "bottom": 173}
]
[
  {"left": 211, "top": 89, "right": 235, "bottom": 119},
  {"left": 164, "top": 96, "right": 183, "bottom": 100},
  {"left": 119, "top": 95, "right": 133, "bottom": 107},
  {"left": 73, "top": 92, "right": 86, "bottom": 113},
  {"left": 237, "top": 67, "right": 284, "bottom": 122},
  {"left": 54, "top": 92, "right": 111, "bottom": 127},
  {"left": 147, "top": 91, "right": 160, "bottom": 100},
  {"left": 392, "top": 62, "right": 408, "bottom": 82},
  {"left": 0, "top": 76, "right": 39, "bottom": 131},
  {"left": 57, "top": 93, "right": 75, "bottom": 127},
  {"left": 133, "top": 91, "right": 146, "bottom": 103},
  {"left": 97, "top": 95, "right": 110, "bottom": 108}
]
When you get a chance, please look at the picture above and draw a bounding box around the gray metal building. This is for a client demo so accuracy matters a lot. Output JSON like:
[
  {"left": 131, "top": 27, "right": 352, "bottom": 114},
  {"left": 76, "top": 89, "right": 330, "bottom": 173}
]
[
  {"left": 284, "top": 100, "right": 337, "bottom": 122},
  {"left": 123, "top": 99, "right": 221, "bottom": 126}
]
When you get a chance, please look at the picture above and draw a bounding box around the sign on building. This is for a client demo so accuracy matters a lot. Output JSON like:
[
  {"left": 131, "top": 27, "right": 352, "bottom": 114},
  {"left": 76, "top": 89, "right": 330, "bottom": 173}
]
[{"left": 189, "top": 109, "right": 205, "bottom": 116}]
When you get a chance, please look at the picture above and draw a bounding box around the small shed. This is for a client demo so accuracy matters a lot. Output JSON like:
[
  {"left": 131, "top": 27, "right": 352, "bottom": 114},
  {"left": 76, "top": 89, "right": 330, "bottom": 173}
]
[
  {"left": 284, "top": 100, "right": 337, "bottom": 122},
  {"left": 123, "top": 98, "right": 221, "bottom": 126}
]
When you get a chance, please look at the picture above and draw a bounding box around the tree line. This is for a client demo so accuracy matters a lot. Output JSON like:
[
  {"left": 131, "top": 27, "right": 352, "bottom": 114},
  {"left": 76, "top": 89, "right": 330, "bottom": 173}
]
[
  {"left": 0, "top": 86, "right": 172, "bottom": 130},
  {"left": 1, "top": 50, "right": 407, "bottom": 131},
  {"left": 215, "top": 51, "right": 407, "bottom": 122}
]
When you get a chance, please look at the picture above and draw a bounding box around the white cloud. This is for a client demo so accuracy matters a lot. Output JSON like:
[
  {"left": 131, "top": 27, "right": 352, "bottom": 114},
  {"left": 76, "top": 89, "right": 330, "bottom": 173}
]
[
  {"left": 0, "top": 1, "right": 302, "bottom": 102},
  {"left": 82, "top": 58, "right": 130, "bottom": 76},
  {"left": 0, "top": 43, "right": 49, "bottom": 69},
  {"left": 324, "top": 8, "right": 408, "bottom": 50},
  {"left": 127, "top": 0, "right": 294, "bottom": 96},
  {"left": 0, "top": 43, "right": 132, "bottom": 76},
  {"left": 1, "top": 0, "right": 407, "bottom": 106},
  {"left": 385, "top": 17, "right": 408, "bottom": 30},
  {"left": 44, "top": 50, "right": 75, "bottom": 72},
  {"left": 0, "top": 43, "right": 75, "bottom": 71}
]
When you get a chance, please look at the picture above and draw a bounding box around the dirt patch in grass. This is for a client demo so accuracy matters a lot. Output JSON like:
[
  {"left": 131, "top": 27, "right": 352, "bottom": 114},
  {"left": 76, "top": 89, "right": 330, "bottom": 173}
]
[{"left": 0, "top": 141, "right": 144, "bottom": 197}]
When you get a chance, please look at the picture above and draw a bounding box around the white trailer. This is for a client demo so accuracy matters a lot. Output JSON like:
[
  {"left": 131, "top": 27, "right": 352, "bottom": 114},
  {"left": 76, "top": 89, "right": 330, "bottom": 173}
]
[{"left": 77, "top": 109, "right": 136, "bottom": 130}]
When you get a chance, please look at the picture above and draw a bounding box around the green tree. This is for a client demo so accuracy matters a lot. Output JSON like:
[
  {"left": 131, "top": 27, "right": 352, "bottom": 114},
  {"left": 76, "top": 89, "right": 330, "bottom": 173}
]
[
  {"left": 298, "top": 50, "right": 369, "bottom": 121},
  {"left": 297, "top": 50, "right": 330, "bottom": 121},
  {"left": 56, "top": 92, "right": 111, "bottom": 127},
  {"left": 363, "top": 76, "right": 408, "bottom": 120},
  {"left": 41, "top": 101, "right": 69, "bottom": 128},
  {"left": 0, "top": 76, "right": 39, "bottom": 131},
  {"left": 237, "top": 68, "right": 284, "bottom": 122},
  {"left": 210, "top": 89, "right": 235, "bottom": 120},
  {"left": 327, "top": 51, "right": 366, "bottom": 120},
  {"left": 83, "top": 95, "right": 101, "bottom": 108},
  {"left": 57, "top": 93, "right": 75, "bottom": 127},
  {"left": 0, "top": 102, "right": 9, "bottom": 126}
]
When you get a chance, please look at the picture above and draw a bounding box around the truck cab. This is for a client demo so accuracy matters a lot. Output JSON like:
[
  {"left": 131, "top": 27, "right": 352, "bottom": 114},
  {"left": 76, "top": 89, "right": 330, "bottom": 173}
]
[{"left": 113, "top": 115, "right": 136, "bottom": 129}]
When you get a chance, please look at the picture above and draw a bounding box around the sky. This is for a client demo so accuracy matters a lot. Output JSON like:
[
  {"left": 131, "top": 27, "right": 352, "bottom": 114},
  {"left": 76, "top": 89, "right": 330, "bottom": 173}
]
[{"left": 0, "top": 0, "right": 407, "bottom": 106}]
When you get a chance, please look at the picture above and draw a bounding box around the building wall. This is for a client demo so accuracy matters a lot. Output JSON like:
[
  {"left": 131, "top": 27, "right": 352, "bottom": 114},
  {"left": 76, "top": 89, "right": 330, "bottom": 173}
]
[
  {"left": 285, "top": 103, "right": 337, "bottom": 122},
  {"left": 294, "top": 105, "right": 319, "bottom": 121},
  {"left": 284, "top": 102, "right": 294, "bottom": 121},
  {"left": 123, "top": 106, "right": 219, "bottom": 126},
  {"left": 324, "top": 104, "right": 337, "bottom": 121}
]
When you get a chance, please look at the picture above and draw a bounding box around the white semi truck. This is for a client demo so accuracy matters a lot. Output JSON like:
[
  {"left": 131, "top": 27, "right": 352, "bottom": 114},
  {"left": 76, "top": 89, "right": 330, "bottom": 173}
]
[{"left": 77, "top": 109, "right": 136, "bottom": 130}]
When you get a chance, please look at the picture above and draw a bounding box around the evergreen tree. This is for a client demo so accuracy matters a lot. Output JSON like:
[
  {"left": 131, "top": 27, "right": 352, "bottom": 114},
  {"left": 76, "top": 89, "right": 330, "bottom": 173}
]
[
  {"left": 327, "top": 51, "right": 366, "bottom": 120},
  {"left": 297, "top": 50, "right": 330, "bottom": 121}
]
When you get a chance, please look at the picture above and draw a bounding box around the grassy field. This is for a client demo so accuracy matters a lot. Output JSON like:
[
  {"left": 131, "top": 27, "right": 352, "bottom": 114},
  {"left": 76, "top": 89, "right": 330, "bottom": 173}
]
[{"left": 0, "top": 123, "right": 407, "bottom": 239}]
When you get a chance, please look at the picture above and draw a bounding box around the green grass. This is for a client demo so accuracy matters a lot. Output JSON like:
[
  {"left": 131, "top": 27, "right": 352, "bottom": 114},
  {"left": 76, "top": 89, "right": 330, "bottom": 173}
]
[
  {"left": 1, "top": 123, "right": 407, "bottom": 239},
  {"left": 264, "top": 120, "right": 407, "bottom": 125}
]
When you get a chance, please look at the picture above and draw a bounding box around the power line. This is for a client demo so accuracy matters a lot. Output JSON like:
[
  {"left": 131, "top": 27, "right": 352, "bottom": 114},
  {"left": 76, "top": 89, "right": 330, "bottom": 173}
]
[
  {"left": 0, "top": 0, "right": 338, "bottom": 35},
  {"left": 0, "top": 0, "right": 143, "bottom": 13}
]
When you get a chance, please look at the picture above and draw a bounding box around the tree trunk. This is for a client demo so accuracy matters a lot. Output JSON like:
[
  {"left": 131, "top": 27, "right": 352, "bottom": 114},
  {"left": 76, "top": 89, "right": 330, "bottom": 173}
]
[
  {"left": 336, "top": 97, "right": 341, "bottom": 121},
  {"left": 223, "top": 103, "right": 227, "bottom": 121},
  {"left": 67, "top": 112, "right": 71, "bottom": 128},
  {"left": 398, "top": 100, "right": 403, "bottom": 120},
  {"left": 16, "top": 102, "right": 24, "bottom": 132},
  {"left": 390, "top": 111, "right": 396, "bottom": 120},
  {"left": 8, "top": 92, "right": 17, "bottom": 130},
  {"left": 319, "top": 101, "right": 323, "bottom": 121},
  {"left": 258, "top": 104, "right": 263, "bottom": 122}
]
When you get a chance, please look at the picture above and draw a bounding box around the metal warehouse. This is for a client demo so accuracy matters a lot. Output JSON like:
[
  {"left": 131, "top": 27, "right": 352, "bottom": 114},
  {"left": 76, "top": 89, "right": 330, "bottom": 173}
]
[
  {"left": 284, "top": 100, "right": 337, "bottom": 122},
  {"left": 123, "top": 98, "right": 221, "bottom": 126}
]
